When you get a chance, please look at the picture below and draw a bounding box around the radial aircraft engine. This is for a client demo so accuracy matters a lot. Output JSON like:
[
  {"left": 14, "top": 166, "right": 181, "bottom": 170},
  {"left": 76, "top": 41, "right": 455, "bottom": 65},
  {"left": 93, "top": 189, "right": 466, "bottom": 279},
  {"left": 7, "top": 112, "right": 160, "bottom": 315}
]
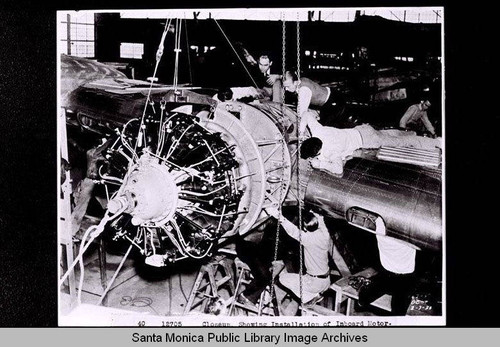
[
  {"left": 63, "top": 67, "right": 298, "bottom": 267},
  {"left": 61, "top": 55, "right": 441, "bottom": 269}
]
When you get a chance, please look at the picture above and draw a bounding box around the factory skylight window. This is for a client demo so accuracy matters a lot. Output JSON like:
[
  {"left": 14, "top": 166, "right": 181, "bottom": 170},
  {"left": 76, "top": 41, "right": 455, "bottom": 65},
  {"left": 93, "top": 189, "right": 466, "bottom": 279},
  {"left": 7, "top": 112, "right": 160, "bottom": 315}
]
[
  {"left": 59, "top": 12, "right": 95, "bottom": 57},
  {"left": 120, "top": 43, "right": 145, "bottom": 59}
]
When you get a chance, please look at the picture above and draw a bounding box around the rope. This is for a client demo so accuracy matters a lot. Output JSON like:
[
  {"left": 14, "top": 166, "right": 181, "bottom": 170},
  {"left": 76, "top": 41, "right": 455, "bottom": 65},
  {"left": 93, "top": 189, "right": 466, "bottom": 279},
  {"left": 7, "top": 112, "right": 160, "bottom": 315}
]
[
  {"left": 59, "top": 212, "right": 113, "bottom": 287},
  {"left": 213, "top": 18, "right": 259, "bottom": 89},
  {"left": 60, "top": 173, "right": 133, "bottom": 291},
  {"left": 134, "top": 18, "right": 172, "bottom": 153}
]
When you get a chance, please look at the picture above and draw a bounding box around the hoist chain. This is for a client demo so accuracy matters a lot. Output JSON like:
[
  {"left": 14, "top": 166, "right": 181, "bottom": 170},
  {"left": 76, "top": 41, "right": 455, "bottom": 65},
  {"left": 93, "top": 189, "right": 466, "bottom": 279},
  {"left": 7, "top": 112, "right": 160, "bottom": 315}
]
[
  {"left": 269, "top": 14, "right": 287, "bottom": 305},
  {"left": 297, "top": 16, "right": 301, "bottom": 80},
  {"left": 296, "top": 14, "right": 304, "bottom": 305},
  {"left": 281, "top": 14, "right": 287, "bottom": 103}
]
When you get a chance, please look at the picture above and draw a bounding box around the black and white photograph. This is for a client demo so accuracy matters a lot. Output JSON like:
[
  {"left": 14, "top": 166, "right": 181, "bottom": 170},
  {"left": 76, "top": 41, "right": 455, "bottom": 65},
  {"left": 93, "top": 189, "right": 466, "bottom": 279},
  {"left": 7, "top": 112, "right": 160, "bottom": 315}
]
[{"left": 57, "top": 7, "right": 445, "bottom": 327}]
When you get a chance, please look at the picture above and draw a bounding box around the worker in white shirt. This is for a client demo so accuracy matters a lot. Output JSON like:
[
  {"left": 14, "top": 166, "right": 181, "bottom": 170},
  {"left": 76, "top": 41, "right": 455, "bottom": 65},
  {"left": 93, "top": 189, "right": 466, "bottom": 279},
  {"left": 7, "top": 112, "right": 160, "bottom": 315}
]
[
  {"left": 212, "top": 86, "right": 263, "bottom": 102},
  {"left": 358, "top": 217, "right": 417, "bottom": 316},
  {"left": 267, "top": 206, "right": 332, "bottom": 308},
  {"left": 282, "top": 70, "right": 340, "bottom": 120}
]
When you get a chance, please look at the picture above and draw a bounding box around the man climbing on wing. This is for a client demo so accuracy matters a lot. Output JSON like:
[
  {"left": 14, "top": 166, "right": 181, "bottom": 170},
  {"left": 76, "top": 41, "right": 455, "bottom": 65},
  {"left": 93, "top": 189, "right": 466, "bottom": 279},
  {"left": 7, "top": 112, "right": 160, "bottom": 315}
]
[{"left": 299, "top": 111, "right": 442, "bottom": 176}]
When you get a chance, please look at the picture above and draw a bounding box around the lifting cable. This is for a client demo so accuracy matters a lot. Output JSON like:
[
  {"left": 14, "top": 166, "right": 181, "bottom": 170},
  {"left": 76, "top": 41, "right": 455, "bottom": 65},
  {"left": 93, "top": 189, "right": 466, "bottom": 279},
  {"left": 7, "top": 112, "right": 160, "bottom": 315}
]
[
  {"left": 134, "top": 18, "right": 173, "bottom": 153},
  {"left": 213, "top": 18, "right": 259, "bottom": 89},
  {"left": 173, "top": 18, "right": 183, "bottom": 91},
  {"left": 184, "top": 19, "right": 193, "bottom": 85}
]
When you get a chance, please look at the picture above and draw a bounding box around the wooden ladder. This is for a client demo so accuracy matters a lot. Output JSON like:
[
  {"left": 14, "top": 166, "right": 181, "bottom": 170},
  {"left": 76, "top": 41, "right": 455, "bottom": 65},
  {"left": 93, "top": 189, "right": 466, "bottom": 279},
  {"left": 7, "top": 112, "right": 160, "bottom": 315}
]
[{"left": 183, "top": 255, "right": 235, "bottom": 315}]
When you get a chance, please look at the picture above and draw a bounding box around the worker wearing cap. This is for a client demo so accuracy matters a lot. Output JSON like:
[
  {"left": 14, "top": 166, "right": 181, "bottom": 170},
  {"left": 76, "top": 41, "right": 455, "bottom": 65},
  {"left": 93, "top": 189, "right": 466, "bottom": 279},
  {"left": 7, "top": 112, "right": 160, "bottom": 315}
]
[{"left": 399, "top": 100, "right": 436, "bottom": 137}]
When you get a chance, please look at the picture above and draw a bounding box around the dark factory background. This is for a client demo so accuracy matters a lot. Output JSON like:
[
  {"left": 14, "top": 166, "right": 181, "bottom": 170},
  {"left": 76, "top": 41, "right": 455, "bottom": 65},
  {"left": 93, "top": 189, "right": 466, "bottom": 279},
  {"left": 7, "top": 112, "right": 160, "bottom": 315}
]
[
  {"left": 91, "top": 13, "right": 441, "bottom": 84},
  {"left": 60, "top": 12, "right": 442, "bottom": 134}
]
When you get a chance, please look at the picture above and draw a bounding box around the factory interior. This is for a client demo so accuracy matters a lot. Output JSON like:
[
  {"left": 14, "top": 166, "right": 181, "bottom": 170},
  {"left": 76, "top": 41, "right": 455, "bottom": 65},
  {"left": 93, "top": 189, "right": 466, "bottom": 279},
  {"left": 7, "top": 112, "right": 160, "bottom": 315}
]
[{"left": 58, "top": 8, "right": 444, "bottom": 326}]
